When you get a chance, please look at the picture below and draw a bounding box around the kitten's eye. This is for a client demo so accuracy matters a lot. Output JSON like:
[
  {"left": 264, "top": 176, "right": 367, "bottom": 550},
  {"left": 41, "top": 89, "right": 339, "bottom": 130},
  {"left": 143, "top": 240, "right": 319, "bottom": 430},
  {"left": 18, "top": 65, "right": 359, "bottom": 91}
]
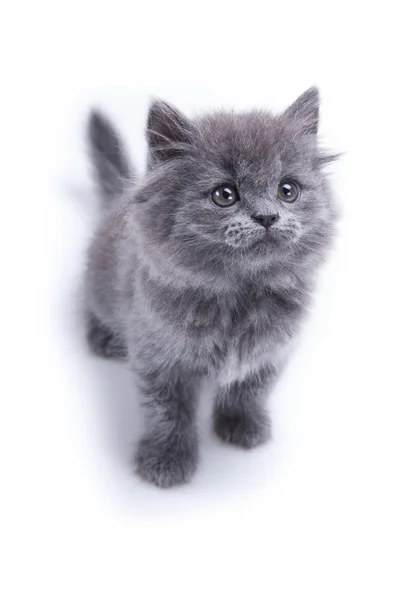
[
  {"left": 277, "top": 180, "right": 300, "bottom": 203},
  {"left": 211, "top": 185, "right": 239, "bottom": 207}
]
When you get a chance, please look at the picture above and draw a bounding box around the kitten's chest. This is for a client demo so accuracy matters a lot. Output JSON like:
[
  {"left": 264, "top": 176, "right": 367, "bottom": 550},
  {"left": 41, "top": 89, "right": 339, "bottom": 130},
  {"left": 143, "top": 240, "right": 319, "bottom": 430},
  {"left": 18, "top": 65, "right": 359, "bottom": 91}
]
[
  {"left": 188, "top": 291, "right": 299, "bottom": 381},
  {"left": 217, "top": 333, "right": 269, "bottom": 385},
  {"left": 138, "top": 274, "right": 302, "bottom": 378}
]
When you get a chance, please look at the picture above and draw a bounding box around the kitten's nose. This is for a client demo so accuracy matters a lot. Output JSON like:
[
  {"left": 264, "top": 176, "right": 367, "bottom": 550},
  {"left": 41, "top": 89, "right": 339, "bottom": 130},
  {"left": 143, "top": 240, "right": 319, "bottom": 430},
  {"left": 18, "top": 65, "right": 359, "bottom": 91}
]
[{"left": 252, "top": 213, "right": 280, "bottom": 229}]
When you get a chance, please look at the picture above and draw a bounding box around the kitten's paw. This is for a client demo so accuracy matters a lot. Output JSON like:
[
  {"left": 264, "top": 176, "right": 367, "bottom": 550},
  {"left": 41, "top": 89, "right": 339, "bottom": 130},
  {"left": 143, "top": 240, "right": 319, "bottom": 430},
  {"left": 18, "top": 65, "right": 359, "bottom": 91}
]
[
  {"left": 87, "top": 315, "right": 126, "bottom": 359},
  {"left": 134, "top": 437, "right": 198, "bottom": 488},
  {"left": 214, "top": 410, "right": 271, "bottom": 449}
]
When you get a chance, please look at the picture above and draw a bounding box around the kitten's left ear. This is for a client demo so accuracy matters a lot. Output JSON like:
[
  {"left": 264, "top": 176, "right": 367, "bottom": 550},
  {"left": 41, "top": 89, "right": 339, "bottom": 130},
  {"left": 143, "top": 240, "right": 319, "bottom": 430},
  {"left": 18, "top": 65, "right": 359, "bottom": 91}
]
[
  {"left": 147, "top": 99, "right": 196, "bottom": 163},
  {"left": 284, "top": 86, "right": 320, "bottom": 135}
]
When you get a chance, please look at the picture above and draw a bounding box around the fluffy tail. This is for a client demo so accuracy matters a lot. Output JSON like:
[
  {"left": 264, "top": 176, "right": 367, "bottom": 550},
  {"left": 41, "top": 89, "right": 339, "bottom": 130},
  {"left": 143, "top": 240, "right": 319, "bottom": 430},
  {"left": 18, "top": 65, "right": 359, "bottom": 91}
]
[{"left": 88, "top": 110, "right": 133, "bottom": 204}]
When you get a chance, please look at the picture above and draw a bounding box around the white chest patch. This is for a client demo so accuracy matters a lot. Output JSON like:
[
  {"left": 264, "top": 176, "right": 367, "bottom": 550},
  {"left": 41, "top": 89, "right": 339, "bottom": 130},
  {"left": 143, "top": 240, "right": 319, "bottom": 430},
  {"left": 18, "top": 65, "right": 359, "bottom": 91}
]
[
  {"left": 217, "top": 339, "right": 293, "bottom": 387},
  {"left": 217, "top": 347, "right": 266, "bottom": 387}
]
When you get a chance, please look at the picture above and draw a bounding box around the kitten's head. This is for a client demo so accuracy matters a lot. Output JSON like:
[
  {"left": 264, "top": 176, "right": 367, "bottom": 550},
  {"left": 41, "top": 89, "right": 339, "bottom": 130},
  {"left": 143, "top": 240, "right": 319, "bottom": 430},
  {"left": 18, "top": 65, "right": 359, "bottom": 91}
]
[{"left": 135, "top": 88, "right": 337, "bottom": 286}]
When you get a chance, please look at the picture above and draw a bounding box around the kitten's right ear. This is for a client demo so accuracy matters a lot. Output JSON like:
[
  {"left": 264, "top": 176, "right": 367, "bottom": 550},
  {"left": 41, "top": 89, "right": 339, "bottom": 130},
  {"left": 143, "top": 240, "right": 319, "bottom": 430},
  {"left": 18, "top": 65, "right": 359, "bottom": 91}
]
[
  {"left": 284, "top": 87, "right": 320, "bottom": 135},
  {"left": 147, "top": 100, "right": 195, "bottom": 163}
]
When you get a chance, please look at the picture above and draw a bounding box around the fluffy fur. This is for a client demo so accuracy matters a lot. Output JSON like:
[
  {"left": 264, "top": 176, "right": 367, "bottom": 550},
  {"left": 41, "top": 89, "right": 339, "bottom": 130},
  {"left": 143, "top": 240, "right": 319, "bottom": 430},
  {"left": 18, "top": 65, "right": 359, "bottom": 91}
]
[{"left": 84, "top": 88, "right": 337, "bottom": 487}]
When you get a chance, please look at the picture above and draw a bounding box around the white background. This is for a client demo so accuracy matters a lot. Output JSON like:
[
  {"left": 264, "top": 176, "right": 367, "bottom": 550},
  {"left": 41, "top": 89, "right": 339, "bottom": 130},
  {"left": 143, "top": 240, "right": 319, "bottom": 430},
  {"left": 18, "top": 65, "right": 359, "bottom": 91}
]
[{"left": 2, "top": 1, "right": 400, "bottom": 598}]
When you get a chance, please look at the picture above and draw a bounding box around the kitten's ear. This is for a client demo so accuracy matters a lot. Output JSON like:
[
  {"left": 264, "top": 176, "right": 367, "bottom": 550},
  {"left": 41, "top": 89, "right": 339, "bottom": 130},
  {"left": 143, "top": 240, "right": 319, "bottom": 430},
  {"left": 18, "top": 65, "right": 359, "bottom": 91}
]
[
  {"left": 147, "top": 99, "right": 195, "bottom": 162},
  {"left": 284, "top": 87, "right": 320, "bottom": 135}
]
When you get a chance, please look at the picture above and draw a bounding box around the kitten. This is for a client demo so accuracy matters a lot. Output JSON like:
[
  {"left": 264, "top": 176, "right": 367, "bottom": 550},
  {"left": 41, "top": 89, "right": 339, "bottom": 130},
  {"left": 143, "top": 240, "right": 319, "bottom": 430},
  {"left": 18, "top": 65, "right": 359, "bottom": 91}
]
[{"left": 84, "top": 88, "right": 337, "bottom": 487}]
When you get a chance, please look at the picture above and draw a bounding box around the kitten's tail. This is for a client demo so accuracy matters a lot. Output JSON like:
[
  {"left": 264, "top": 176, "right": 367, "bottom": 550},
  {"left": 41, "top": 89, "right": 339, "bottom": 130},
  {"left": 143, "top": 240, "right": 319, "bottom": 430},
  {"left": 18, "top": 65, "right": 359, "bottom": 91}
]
[{"left": 88, "top": 110, "right": 134, "bottom": 205}]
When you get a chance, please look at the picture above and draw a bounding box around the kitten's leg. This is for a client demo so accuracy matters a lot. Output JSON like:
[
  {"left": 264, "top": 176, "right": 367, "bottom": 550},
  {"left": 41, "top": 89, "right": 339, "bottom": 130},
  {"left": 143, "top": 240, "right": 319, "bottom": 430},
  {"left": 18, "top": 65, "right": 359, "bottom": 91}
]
[
  {"left": 86, "top": 313, "right": 127, "bottom": 359},
  {"left": 214, "top": 367, "right": 277, "bottom": 449},
  {"left": 134, "top": 366, "right": 199, "bottom": 488}
]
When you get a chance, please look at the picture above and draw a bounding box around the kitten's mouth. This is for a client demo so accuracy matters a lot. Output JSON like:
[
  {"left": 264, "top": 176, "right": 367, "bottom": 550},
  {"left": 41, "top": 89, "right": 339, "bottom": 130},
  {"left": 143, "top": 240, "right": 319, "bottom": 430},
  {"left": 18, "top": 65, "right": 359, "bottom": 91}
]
[
  {"left": 252, "top": 229, "right": 282, "bottom": 247},
  {"left": 225, "top": 228, "right": 289, "bottom": 251}
]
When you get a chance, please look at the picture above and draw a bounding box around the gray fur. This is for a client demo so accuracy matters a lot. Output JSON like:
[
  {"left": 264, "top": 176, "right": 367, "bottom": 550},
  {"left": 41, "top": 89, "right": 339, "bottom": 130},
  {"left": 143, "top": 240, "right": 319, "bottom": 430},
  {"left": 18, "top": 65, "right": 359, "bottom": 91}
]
[
  {"left": 84, "top": 88, "right": 338, "bottom": 487},
  {"left": 88, "top": 110, "right": 133, "bottom": 204}
]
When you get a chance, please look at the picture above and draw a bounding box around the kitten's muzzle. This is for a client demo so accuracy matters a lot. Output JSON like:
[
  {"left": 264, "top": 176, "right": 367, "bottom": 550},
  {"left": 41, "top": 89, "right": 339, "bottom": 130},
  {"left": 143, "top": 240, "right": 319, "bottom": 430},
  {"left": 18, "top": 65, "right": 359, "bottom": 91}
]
[{"left": 252, "top": 213, "right": 280, "bottom": 229}]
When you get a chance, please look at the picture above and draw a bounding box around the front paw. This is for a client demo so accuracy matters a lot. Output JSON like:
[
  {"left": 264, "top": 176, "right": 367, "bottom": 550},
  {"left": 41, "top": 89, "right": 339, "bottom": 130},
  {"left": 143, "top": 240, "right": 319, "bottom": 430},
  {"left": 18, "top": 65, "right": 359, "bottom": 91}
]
[
  {"left": 214, "top": 410, "right": 271, "bottom": 449},
  {"left": 134, "top": 436, "right": 198, "bottom": 488}
]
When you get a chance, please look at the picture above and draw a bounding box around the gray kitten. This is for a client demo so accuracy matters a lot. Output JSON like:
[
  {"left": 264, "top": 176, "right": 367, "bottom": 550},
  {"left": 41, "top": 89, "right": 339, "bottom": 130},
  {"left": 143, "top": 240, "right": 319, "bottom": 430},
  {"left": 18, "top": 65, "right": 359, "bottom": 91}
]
[{"left": 84, "top": 88, "right": 337, "bottom": 487}]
